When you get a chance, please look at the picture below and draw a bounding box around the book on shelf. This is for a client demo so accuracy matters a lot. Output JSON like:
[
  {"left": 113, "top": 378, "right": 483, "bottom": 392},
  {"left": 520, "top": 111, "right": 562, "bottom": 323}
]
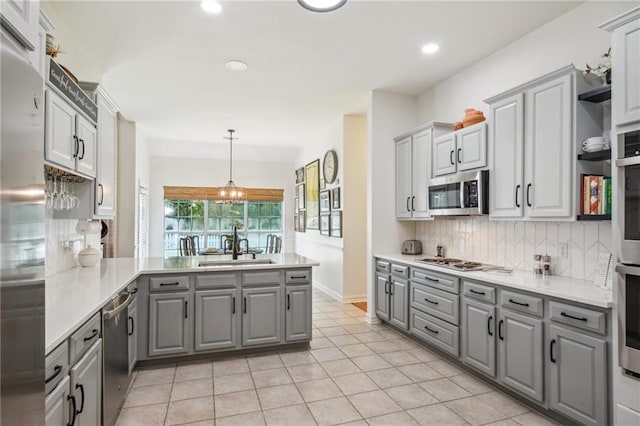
[{"left": 580, "top": 174, "right": 611, "bottom": 216}]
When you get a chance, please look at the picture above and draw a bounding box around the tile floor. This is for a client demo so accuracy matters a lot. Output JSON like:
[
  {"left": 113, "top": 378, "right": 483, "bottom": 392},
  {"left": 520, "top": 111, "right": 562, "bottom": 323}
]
[{"left": 116, "top": 290, "right": 560, "bottom": 426}]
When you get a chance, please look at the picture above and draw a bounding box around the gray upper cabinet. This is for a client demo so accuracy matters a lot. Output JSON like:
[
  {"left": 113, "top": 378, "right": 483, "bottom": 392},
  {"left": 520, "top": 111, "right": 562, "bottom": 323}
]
[
  {"left": 195, "top": 289, "right": 238, "bottom": 351},
  {"left": 433, "top": 131, "right": 457, "bottom": 176},
  {"left": 548, "top": 324, "right": 607, "bottom": 425},
  {"left": 433, "top": 123, "right": 487, "bottom": 177},
  {"left": 242, "top": 286, "right": 282, "bottom": 346},
  {"left": 45, "top": 375, "right": 70, "bottom": 426},
  {"left": 375, "top": 272, "right": 390, "bottom": 321},
  {"left": 390, "top": 278, "right": 409, "bottom": 330},
  {"left": 148, "top": 292, "right": 190, "bottom": 357},
  {"left": 498, "top": 309, "right": 544, "bottom": 403},
  {"left": 127, "top": 297, "right": 137, "bottom": 374},
  {"left": 69, "top": 339, "right": 102, "bottom": 426},
  {"left": 286, "top": 285, "right": 312, "bottom": 342},
  {"left": 395, "top": 136, "right": 413, "bottom": 219},
  {"left": 462, "top": 298, "right": 496, "bottom": 377}
]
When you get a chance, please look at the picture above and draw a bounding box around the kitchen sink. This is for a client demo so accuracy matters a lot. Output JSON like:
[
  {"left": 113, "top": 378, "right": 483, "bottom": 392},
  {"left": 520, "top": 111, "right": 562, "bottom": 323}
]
[{"left": 198, "top": 259, "right": 275, "bottom": 267}]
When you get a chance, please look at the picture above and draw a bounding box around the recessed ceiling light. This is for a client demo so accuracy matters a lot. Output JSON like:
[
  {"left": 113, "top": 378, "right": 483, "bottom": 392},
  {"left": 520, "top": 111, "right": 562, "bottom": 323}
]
[
  {"left": 421, "top": 43, "right": 439, "bottom": 55},
  {"left": 201, "top": 0, "right": 222, "bottom": 14},
  {"left": 226, "top": 60, "right": 248, "bottom": 72},
  {"left": 298, "top": 0, "right": 347, "bottom": 13}
]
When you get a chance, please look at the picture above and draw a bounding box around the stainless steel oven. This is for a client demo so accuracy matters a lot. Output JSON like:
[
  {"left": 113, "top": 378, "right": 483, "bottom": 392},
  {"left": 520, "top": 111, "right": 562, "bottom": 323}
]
[
  {"left": 617, "top": 130, "right": 640, "bottom": 265},
  {"left": 427, "top": 170, "right": 489, "bottom": 216},
  {"left": 616, "top": 264, "right": 640, "bottom": 377}
]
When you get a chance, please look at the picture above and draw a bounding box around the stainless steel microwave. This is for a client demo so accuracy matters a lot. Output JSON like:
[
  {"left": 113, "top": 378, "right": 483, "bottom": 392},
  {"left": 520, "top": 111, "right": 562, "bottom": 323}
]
[
  {"left": 616, "top": 264, "right": 640, "bottom": 377},
  {"left": 427, "top": 170, "right": 489, "bottom": 216}
]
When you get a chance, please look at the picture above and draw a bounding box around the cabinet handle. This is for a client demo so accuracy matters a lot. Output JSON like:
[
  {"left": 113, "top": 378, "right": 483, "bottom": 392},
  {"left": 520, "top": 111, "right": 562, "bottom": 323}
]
[
  {"left": 67, "top": 395, "right": 77, "bottom": 426},
  {"left": 424, "top": 298, "right": 439, "bottom": 305},
  {"left": 130, "top": 288, "right": 138, "bottom": 294},
  {"left": 160, "top": 282, "right": 180, "bottom": 286},
  {"left": 560, "top": 312, "right": 588, "bottom": 322},
  {"left": 290, "top": 275, "right": 306, "bottom": 279},
  {"left": 98, "top": 183, "right": 104, "bottom": 206},
  {"left": 384, "top": 281, "right": 389, "bottom": 294},
  {"left": 550, "top": 339, "right": 557, "bottom": 363},
  {"left": 83, "top": 329, "right": 99, "bottom": 342},
  {"left": 128, "top": 316, "right": 134, "bottom": 336},
  {"left": 45, "top": 365, "right": 63, "bottom": 384},
  {"left": 424, "top": 276, "right": 439, "bottom": 283},
  {"left": 389, "top": 283, "right": 394, "bottom": 296},
  {"left": 488, "top": 316, "right": 493, "bottom": 336},
  {"left": 450, "top": 150, "right": 455, "bottom": 165},
  {"left": 78, "top": 139, "right": 85, "bottom": 160},
  {"left": 184, "top": 301, "right": 188, "bottom": 319},
  {"left": 526, "top": 183, "right": 532, "bottom": 207},
  {"left": 232, "top": 297, "right": 236, "bottom": 314},
  {"left": 243, "top": 297, "right": 247, "bottom": 314},
  {"left": 498, "top": 319, "right": 504, "bottom": 340},
  {"left": 469, "top": 288, "right": 485, "bottom": 296},
  {"left": 457, "top": 148, "right": 462, "bottom": 164},
  {"left": 424, "top": 325, "right": 439, "bottom": 334},
  {"left": 75, "top": 383, "right": 85, "bottom": 414},
  {"left": 411, "top": 196, "right": 415, "bottom": 211},
  {"left": 515, "top": 185, "right": 521, "bottom": 208},
  {"left": 73, "top": 135, "right": 79, "bottom": 158},
  {"left": 393, "top": 269, "right": 404, "bottom": 274},
  {"left": 406, "top": 197, "right": 410, "bottom": 212},
  {"left": 287, "top": 294, "right": 291, "bottom": 310},
  {"left": 508, "top": 298, "right": 530, "bottom": 307}
]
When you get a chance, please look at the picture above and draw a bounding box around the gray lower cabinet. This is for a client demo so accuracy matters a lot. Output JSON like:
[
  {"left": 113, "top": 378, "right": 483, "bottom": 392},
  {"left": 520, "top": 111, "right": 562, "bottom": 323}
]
[
  {"left": 194, "top": 289, "right": 239, "bottom": 351},
  {"left": 390, "top": 278, "right": 409, "bottom": 330},
  {"left": 69, "top": 339, "right": 102, "bottom": 426},
  {"left": 498, "top": 309, "right": 544, "bottom": 403},
  {"left": 375, "top": 272, "right": 390, "bottom": 321},
  {"left": 148, "top": 292, "right": 190, "bottom": 357},
  {"left": 45, "top": 375, "right": 70, "bottom": 426},
  {"left": 127, "top": 297, "right": 137, "bottom": 374},
  {"left": 286, "top": 285, "right": 312, "bottom": 342},
  {"left": 461, "top": 298, "right": 496, "bottom": 377},
  {"left": 548, "top": 324, "right": 607, "bottom": 425},
  {"left": 242, "top": 286, "right": 282, "bottom": 346}
]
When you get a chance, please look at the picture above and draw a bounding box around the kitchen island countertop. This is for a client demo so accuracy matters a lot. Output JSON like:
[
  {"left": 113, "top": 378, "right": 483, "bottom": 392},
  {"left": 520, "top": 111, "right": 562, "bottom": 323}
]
[{"left": 46, "top": 253, "right": 318, "bottom": 354}]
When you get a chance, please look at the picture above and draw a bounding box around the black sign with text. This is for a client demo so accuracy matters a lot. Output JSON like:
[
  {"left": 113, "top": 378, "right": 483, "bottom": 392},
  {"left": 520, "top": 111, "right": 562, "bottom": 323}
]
[{"left": 48, "top": 58, "right": 97, "bottom": 123}]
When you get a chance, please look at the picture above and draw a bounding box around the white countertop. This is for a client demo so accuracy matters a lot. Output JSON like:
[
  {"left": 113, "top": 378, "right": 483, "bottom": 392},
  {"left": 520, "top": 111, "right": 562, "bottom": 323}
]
[
  {"left": 45, "top": 253, "right": 318, "bottom": 354},
  {"left": 375, "top": 253, "right": 613, "bottom": 309}
]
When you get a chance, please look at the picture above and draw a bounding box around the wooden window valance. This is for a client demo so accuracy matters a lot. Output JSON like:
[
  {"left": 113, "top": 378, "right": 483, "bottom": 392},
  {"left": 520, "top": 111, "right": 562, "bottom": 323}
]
[{"left": 163, "top": 186, "right": 284, "bottom": 202}]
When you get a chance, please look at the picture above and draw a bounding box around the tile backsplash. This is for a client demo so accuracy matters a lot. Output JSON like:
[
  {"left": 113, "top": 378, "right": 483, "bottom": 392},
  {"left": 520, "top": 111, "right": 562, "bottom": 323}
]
[
  {"left": 416, "top": 217, "right": 611, "bottom": 281},
  {"left": 46, "top": 213, "right": 100, "bottom": 276}
]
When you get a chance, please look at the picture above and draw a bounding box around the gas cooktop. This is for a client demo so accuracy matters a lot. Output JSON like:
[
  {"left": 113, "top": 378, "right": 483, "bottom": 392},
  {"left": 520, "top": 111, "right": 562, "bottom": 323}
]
[{"left": 416, "top": 257, "right": 511, "bottom": 273}]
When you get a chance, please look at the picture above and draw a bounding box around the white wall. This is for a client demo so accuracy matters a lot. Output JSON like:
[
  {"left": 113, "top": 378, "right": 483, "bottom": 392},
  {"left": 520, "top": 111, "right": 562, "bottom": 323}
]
[
  {"left": 116, "top": 115, "right": 136, "bottom": 257},
  {"left": 148, "top": 156, "right": 295, "bottom": 258}
]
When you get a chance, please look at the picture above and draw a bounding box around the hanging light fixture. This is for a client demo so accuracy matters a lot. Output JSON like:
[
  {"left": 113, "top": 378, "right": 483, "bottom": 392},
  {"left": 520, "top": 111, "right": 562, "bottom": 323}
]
[
  {"left": 298, "top": 0, "right": 347, "bottom": 13},
  {"left": 217, "top": 129, "right": 246, "bottom": 203}
]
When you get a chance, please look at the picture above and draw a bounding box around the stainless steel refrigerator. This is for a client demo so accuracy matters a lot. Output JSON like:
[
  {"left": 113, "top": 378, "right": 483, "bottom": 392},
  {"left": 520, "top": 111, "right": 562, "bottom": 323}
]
[{"left": 0, "top": 32, "right": 46, "bottom": 424}]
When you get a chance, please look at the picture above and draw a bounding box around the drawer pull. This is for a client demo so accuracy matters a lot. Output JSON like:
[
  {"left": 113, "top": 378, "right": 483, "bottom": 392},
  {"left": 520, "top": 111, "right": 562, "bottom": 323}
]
[
  {"left": 45, "top": 365, "right": 63, "bottom": 384},
  {"left": 290, "top": 275, "right": 306, "bottom": 279},
  {"left": 424, "top": 276, "right": 439, "bottom": 283},
  {"left": 424, "top": 298, "right": 439, "bottom": 305},
  {"left": 508, "top": 298, "right": 530, "bottom": 307},
  {"left": 424, "top": 325, "right": 439, "bottom": 335},
  {"left": 560, "top": 312, "right": 588, "bottom": 322},
  {"left": 83, "top": 329, "right": 99, "bottom": 342},
  {"left": 160, "top": 282, "right": 180, "bottom": 286},
  {"left": 469, "top": 289, "right": 486, "bottom": 296},
  {"left": 393, "top": 269, "right": 404, "bottom": 274}
]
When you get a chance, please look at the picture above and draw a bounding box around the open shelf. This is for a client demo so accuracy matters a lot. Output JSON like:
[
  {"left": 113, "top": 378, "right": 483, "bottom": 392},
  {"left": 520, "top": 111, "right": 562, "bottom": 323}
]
[
  {"left": 578, "top": 86, "right": 611, "bottom": 103},
  {"left": 578, "top": 149, "right": 611, "bottom": 161},
  {"left": 577, "top": 214, "right": 611, "bottom": 221}
]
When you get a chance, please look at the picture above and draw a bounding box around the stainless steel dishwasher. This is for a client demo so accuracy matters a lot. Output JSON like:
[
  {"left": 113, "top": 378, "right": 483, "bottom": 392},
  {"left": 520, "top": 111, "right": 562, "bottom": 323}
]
[{"left": 102, "top": 283, "right": 135, "bottom": 426}]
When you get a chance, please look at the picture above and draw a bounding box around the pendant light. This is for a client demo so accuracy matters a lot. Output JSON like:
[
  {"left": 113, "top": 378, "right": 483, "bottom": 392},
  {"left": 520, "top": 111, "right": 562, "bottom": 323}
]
[
  {"left": 298, "top": 0, "right": 347, "bottom": 13},
  {"left": 217, "top": 129, "right": 246, "bottom": 203}
]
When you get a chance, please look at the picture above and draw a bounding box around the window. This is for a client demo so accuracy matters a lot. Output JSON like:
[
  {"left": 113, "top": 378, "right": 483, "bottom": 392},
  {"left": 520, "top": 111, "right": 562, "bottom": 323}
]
[{"left": 163, "top": 200, "right": 283, "bottom": 257}]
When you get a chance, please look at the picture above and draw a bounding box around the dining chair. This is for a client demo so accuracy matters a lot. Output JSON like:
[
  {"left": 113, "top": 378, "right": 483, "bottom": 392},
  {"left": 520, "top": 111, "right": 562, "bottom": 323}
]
[{"left": 274, "top": 236, "right": 282, "bottom": 253}]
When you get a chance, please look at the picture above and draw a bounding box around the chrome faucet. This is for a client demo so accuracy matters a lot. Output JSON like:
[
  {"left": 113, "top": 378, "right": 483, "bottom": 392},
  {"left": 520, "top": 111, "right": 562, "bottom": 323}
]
[{"left": 232, "top": 225, "right": 241, "bottom": 260}]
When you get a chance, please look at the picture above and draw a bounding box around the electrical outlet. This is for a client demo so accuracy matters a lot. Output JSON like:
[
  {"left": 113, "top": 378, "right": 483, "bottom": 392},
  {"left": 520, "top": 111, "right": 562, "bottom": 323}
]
[{"left": 559, "top": 243, "right": 569, "bottom": 258}]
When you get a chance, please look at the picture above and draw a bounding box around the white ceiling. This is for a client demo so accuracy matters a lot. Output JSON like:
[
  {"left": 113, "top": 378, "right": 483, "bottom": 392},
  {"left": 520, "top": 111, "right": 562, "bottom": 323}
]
[{"left": 48, "top": 0, "right": 581, "bottom": 156}]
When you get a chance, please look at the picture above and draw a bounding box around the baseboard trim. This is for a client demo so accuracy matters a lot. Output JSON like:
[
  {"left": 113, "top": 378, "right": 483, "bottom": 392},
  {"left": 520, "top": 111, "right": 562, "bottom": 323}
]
[{"left": 313, "top": 282, "right": 367, "bottom": 304}]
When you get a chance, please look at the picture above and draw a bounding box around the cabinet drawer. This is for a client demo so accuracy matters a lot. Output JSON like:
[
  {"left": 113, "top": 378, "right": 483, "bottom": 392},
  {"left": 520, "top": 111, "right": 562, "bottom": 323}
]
[
  {"left": 69, "top": 312, "right": 101, "bottom": 365},
  {"left": 391, "top": 264, "right": 409, "bottom": 280},
  {"left": 45, "top": 342, "right": 69, "bottom": 395},
  {"left": 150, "top": 275, "right": 190, "bottom": 291},
  {"left": 500, "top": 290, "right": 543, "bottom": 317},
  {"left": 376, "top": 260, "right": 391, "bottom": 273},
  {"left": 549, "top": 301, "right": 606, "bottom": 335},
  {"left": 410, "top": 308, "right": 459, "bottom": 357},
  {"left": 243, "top": 271, "right": 281, "bottom": 286},
  {"left": 411, "top": 268, "right": 459, "bottom": 294},
  {"left": 195, "top": 273, "right": 237, "bottom": 289},
  {"left": 463, "top": 281, "right": 496, "bottom": 304},
  {"left": 411, "top": 283, "right": 459, "bottom": 325},
  {"left": 285, "top": 270, "right": 310, "bottom": 284}
]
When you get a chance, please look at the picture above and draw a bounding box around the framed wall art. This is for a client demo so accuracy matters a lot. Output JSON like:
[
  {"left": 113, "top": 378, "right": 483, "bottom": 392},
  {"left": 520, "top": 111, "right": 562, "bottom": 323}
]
[
  {"left": 305, "top": 159, "right": 320, "bottom": 230},
  {"left": 330, "top": 211, "right": 342, "bottom": 238},
  {"left": 332, "top": 187, "right": 341, "bottom": 210},
  {"left": 298, "top": 211, "right": 306, "bottom": 232},
  {"left": 296, "top": 184, "right": 305, "bottom": 210},
  {"left": 295, "top": 167, "right": 305, "bottom": 184},
  {"left": 294, "top": 214, "right": 299, "bottom": 232},
  {"left": 320, "top": 214, "right": 330, "bottom": 236},
  {"left": 320, "top": 190, "right": 331, "bottom": 213}
]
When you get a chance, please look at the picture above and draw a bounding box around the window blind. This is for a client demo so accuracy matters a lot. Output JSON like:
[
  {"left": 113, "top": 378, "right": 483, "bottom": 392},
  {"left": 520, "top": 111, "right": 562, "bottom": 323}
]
[{"left": 163, "top": 186, "right": 284, "bottom": 202}]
